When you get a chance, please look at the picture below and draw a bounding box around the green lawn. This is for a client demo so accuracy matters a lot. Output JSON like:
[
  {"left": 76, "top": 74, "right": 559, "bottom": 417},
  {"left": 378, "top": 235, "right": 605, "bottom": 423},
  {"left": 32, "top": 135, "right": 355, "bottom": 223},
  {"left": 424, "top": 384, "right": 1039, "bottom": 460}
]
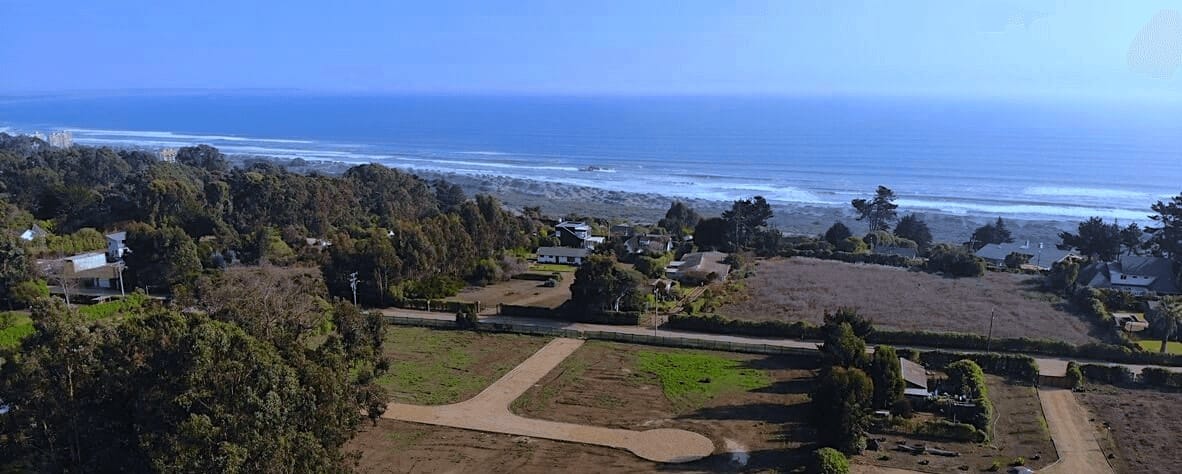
[
  {"left": 376, "top": 326, "right": 546, "bottom": 405},
  {"left": 0, "top": 312, "right": 34, "bottom": 350},
  {"left": 636, "top": 350, "right": 771, "bottom": 411},
  {"left": 529, "top": 263, "right": 576, "bottom": 273},
  {"left": 1136, "top": 339, "right": 1182, "bottom": 355}
]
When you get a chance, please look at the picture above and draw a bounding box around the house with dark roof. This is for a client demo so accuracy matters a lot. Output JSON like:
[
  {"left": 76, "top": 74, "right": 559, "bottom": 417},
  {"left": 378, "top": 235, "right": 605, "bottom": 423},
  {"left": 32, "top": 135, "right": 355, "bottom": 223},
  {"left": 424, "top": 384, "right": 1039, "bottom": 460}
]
[
  {"left": 1078, "top": 256, "right": 1180, "bottom": 296},
  {"left": 554, "top": 221, "right": 604, "bottom": 249},
  {"left": 625, "top": 234, "right": 673, "bottom": 255},
  {"left": 669, "top": 251, "right": 730, "bottom": 284},
  {"left": 536, "top": 246, "right": 591, "bottom": 265},
  {"left": 900, "top": 357, "right": 930, "bottom": 399},
  {"left": 974, "top": 241, "right": 1078, "bottom": 271}
]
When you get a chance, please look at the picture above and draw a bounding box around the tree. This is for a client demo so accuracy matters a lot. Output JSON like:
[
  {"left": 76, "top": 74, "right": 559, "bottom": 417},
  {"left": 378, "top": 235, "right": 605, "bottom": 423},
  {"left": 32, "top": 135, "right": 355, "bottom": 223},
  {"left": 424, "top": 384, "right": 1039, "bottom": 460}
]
[
  {"left": 945, "top": 359, "right": 987, "bottom": 398},
  {"left": 176, "top": 144, "right": 229, "bottom": 173},
  {"left": 570, "top": 255, "right": 646, "bottom": 313},
  {"left": 1146, "top": 193, "right": 1182, "bottom": 259},
  {"left": 893, "top": 214, "right": 933, "bottom": 250},
  {"left": 0, "top": 233, "right": 32, "bottom": 308},
  {"left": 1059, "top": 217, "right": 1121, "bottom": 261},
  {"left": 824, "top": 222, "right": 852, "bottom": 246},
  {"left": 835, "top": 236, "right": 869, "bottom": 254},
  {"left": 810, "top": 366, "right": 874, "bottom": 453},
  {"left": 122, "top": 223, "right": 202, "bottom": 292},
  {"left": 820, "top": 322, "right": 867, "bottom": 369},
  {"left": 433, "top": 180, "right": 467, "bottom": 212},
  {"left": 1047, "top": 260, "right": 1080, "bottom": 292},
  {"left": 810, "top": 447, "right": 850, "bottom": 474},
  {"left": 1151, "top": 300, "right": 1181, "bottom": 354},
  {"left": 658, "top": 201, "right": 702, "bottom": 238},
  {"left": 693, "top": 217, "right": 729, "bottom": 251},
  {"left": 1004, "top": 251, "right": 1031, "bottom": 269},
  {"left": 850, "top": 186, "right": 898, "bottom": 232},
  {"left": 970, "top": 217, "right": 1014, "bottom": 249},
  {"left": 823, "top": 307, "right": 874, "bottom": 339},
  {"left": 1120, "top": 223, "right": 1144, "bottom": 256},
  {"left": 869, "top": 346, "right": 904, "bottom": 410},
  {"left": 0, "top": 293, "right": 385, "bottom": 472},
  {"left": 722, "top": 196, "right": 773, "bottom": 249}
]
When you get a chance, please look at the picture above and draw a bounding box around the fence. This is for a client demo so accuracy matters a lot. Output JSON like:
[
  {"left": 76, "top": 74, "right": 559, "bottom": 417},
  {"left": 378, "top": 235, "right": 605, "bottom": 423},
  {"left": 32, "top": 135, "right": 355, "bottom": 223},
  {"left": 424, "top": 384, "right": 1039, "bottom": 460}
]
[{"left": 383, "top": 314, "right": 818, "bottom": 357}]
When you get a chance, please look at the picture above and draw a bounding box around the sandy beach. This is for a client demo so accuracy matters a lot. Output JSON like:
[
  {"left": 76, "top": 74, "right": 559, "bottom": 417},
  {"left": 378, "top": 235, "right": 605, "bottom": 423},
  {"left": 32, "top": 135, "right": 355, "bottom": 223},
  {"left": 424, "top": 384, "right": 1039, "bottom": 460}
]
[{"left": 259, "top": 156, "right": 1076, "bottom": 246}]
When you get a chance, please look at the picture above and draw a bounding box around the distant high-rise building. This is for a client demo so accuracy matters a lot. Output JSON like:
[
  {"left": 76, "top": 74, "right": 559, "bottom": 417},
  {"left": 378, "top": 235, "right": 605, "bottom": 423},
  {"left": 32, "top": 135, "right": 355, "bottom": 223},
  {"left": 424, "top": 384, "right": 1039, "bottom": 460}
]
[
  {"left": 158, "top": 148, "right": 178, "bottom": 162},
  {"left": 47, "top": 131, "right": 72, "bottom": 148}
]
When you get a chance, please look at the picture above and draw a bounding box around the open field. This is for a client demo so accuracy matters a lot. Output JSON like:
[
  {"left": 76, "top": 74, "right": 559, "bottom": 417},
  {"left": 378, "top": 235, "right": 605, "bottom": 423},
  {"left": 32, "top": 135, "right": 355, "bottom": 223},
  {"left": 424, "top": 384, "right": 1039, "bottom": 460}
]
[
  {"left": 718, "top": 258, "right": 1103, "bottom": 345},
  {"left": 377, "top": 326, "right": 547, "bottom": 405},
  {"left": 455, "top": 276, "right": 573, "bottom": 311},
  {"left": 510, "top": 340, "right": 820, "bottom": 470},
  {"left": 1077, "top": 386, "right": 1182, "bottom": 474},
  {"left": 854, "top": 375, "right": 1057, "bottom": 473}
]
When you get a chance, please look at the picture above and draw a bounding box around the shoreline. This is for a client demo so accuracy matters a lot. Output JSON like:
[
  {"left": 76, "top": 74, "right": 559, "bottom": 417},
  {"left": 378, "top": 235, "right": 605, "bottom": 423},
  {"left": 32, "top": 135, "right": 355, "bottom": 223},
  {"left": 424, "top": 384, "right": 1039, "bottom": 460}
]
[{"left": 251, "top": 156, "right": 1076, "bottom": 245}]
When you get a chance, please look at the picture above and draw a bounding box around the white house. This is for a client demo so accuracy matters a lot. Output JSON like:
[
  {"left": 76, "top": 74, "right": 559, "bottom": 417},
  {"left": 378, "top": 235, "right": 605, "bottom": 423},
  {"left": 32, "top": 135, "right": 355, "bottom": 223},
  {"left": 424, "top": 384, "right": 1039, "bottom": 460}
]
[
  {"left": 536, "top": 246, "right": 591, "bottom": 265},
  {"left": 106, "top": 231, "right": 127, "bottom": 260},
  {"left": 625, "top": 234, "right": 673, "bottom": 255}
]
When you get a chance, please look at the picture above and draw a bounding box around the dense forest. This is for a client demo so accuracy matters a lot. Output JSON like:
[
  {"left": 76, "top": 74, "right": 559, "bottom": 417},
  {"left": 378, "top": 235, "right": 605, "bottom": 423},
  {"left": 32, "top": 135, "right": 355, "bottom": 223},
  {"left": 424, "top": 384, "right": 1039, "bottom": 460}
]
[
  {"left": 0, "top": 135, "right": 540, "bottom": 471},
  {"left": 0, "top": 135, "right": 538, "bottom": 306}
]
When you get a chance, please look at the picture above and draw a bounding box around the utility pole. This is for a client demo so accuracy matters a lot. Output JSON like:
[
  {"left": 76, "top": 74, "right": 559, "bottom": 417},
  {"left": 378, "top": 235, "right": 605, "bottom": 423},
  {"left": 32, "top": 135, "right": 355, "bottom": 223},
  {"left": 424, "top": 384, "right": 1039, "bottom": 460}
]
[
  {"left": 349, "top": 272, "right": 359, "bottom": 306},
  {"left": 985, "top": 307, "right": 996, "bottom": 352},
  {"left": 116, "top": 262, "right": 126, "bottom": 297}
]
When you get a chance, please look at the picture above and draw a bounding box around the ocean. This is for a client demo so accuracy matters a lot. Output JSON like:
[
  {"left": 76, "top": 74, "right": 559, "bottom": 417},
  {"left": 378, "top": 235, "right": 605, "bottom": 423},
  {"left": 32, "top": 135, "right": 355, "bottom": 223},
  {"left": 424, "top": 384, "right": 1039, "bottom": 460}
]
[{"left": 1, "top": 93, "right": 1179, "bottom": 223}]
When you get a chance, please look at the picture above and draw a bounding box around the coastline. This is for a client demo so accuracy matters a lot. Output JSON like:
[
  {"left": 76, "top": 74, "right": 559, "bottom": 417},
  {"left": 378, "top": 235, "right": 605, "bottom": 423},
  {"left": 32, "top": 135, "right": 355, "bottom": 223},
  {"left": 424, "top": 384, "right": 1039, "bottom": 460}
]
[{"left": 253, "top": 156, "right": 1076, "bottom": 246}]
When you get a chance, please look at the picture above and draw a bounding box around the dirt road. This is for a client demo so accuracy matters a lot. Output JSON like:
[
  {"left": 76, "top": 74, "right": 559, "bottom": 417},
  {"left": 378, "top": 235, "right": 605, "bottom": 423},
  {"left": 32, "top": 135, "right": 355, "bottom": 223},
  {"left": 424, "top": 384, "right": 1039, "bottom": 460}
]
[
  {"left": 380, "top": 337, "right": 716, "bottom": 463},
  {"left": 1038, "top": 389, "right": 1113, "bottom": 474}
]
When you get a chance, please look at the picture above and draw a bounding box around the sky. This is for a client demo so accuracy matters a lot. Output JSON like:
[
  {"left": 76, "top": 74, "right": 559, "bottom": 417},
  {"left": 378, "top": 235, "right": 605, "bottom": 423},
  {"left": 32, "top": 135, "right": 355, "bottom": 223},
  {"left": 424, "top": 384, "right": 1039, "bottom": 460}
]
[{"left": 1, "top": 0, "right": 1180, "bottom": 99}]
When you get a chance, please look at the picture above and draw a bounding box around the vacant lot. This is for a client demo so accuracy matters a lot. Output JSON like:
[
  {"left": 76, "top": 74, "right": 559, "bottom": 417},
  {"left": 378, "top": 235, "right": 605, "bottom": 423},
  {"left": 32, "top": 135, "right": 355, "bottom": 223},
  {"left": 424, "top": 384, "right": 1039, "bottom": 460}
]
[
  {"left": 510, "top": 340, "right": 820, "bottom": 471},
  {"left": 1077, "top": 386, "right": 1182, "bottom": 474},
  {"left": 455, "top": 276, "right": 573, "bottom": 312},
  {"left": 854, "top": 375, "right": 1056, "bottom": 473},
  {"left": 719, "top": 258, "right": 1102, "bottom": 344},
  {"left": 377, "top": 326, "right": 547, "bottom": 405},
  {"left": 1134, "top": 338, "right": 1182, "bottom": 355}
]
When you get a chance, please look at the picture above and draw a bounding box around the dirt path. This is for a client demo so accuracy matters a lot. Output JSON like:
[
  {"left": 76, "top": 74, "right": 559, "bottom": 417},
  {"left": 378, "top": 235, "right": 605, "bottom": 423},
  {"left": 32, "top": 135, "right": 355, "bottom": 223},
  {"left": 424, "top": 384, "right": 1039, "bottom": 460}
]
[
  {"left": 1038, "top": 389, "right": 1113, "bottom": 474},
  {"left": 380, "top": 337, "right": 716, "bottom": 463}
]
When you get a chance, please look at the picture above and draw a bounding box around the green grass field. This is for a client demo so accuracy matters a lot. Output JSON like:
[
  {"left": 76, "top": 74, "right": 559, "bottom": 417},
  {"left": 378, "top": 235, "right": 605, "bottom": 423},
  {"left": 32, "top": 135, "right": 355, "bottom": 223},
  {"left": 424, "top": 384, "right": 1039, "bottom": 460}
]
[
  {"left": 528, "top": 263, "right": 576, "bottom": 273},
  {"left": 0, "top": 312, "right": 34, "bottom": 350},
  {"left": 376, "top": 326, "right": 546, "bottom": 405},
  {"left": 636, "top": 350, "right": 771, "bottom": 411},
  {"left": 1136, "top": 339, "right": 1182, "bottom": 355}
]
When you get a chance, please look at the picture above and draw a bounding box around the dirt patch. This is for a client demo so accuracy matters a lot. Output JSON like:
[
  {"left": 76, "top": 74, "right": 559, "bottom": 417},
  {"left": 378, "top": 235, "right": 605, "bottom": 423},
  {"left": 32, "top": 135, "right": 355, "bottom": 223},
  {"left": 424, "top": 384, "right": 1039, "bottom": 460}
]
[
  {"left": 456, "top": 277, "right": 573, "bottom": 311},
  {"left": 378, "top": 326, "right": 547, "bottom": 405},
  {"left": 719, "top": 258, "right": 1102, "bottom": 344},
  {"left": 854, "top": 375, "right": 1058, "bottom": 473},
  {"left": 511, "top": 340, "right": 821, "bottom": 471},
  {"left": 348, "top": 420, "right": 660, "bottom": 473},
  {"left": 1076, "top": 386, "right": 1182, "bottom": 474}
]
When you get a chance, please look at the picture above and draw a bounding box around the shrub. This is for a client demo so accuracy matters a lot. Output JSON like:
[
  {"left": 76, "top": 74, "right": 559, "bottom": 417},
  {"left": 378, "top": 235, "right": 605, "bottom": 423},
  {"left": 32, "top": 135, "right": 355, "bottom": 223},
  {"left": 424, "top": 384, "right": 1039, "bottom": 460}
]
[
  {"left": 1080, "top": 364, "right": 1134, "bottom": 386},
  {"left": 914, "top": 420, "right": 986, "bottom": 442},
  {"left": 926, "top": 244, "right": 985, "bottom": 277},
  {"left": 810, "top": 447, "right": 849, "bottom": 474},
  {"left": 836, "top": 236, "right": 869, "bottom": 254},
  {"left": 1140, "top": 367, "right": 1182, "bottom": 389},
  {"left": 1066, "top": 362, "right": 1084, "bottom": 389}
]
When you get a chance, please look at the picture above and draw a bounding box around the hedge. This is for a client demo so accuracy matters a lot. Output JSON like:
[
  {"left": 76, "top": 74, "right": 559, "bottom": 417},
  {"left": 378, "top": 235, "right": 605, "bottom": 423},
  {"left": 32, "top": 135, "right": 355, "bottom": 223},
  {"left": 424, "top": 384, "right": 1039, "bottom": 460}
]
[
  {"left": 916, "top": 351, "right": 1039, "bottom": 383},
  {"left": 1138, "top": 367, "right": 1182, "bottom": 389},
  {"left": 499, "top": 304, "right": 559, "bottom": 318},
  {"left": 396, "top": 298, "right": 479, "bottom": 314},
  {"left": 511, "top": 271, "right": 563, "bottom": 282},
  {"left": 914, "top": 419, "right": 986, "bottom": 443},
  {"left": 1079, "top": 364, "right": 1135, "bottom": 386},
  {"left": 783, "top": 249, "right": 918, "bottom": 269},
  {"left": 665, "top": 314, "right": 1182, "bottom": 367}
]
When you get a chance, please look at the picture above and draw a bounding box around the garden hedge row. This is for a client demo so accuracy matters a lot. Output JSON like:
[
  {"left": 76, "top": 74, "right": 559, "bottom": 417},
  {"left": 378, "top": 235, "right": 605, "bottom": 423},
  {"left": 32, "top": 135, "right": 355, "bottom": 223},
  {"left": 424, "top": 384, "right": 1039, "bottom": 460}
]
[
  {"left": 665, "top": 313, "right": 1182, "bottom": 367},
  {"left": 899, "top": 349, "right": 1039, "bottom": 383},
  {"left": 511, "top": 271, "right": 563, "bottom": 282},
  {"left": 498, "top": 304, "right": 640, "bottom": 325},
  {"left": 395, "top": 298, "right": 479, "bottom": 314}
]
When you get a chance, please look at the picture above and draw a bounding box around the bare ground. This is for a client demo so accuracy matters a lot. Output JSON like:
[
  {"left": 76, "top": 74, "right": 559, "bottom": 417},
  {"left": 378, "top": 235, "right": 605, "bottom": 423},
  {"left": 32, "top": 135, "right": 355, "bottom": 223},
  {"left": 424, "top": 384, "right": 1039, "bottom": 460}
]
[
  {"left": 854, "top": 376, "right": 1058, "bottom": 473},
  {"left": 456, "top": 276, "right": 573, "bottom": 312},
  {"left": 1076, "top": 386, "right": 1182, "bottom": 474},
  {"left": 510, "top": 340, "right": 821, "bottom": 471},
  {"left": 718, "top": 258, "right": 1103, "bottom": 345}
]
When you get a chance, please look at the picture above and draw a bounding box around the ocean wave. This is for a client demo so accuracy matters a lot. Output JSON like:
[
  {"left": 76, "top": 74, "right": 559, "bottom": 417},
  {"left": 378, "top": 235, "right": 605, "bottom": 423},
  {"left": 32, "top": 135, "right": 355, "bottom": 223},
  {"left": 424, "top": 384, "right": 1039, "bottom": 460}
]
[
  {"left": 67, "top": 128, "right": 315, "bottom": 144},
  {"left": 895, "top": 198, "right": 1151, "bottom": 222},
  {"left": 455, "top": 150, "right": 509, "bottom": 156},
  {"left": 1023, "top": 186, "right": 1148, "bottom": 199}
]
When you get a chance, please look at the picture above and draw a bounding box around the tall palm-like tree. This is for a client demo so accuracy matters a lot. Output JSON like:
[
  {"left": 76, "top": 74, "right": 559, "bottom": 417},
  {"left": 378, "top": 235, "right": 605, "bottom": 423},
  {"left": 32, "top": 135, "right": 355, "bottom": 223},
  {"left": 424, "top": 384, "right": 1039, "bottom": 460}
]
[{"left": 1155, "top": 299, "right": 1181, "bottom": 353}]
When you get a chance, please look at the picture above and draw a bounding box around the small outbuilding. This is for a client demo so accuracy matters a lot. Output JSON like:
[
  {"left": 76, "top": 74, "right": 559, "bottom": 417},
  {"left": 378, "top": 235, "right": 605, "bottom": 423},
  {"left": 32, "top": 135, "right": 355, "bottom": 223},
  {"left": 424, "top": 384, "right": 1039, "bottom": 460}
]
[{"left": 536, "top": 246, "right": 591, "bottom": 265}]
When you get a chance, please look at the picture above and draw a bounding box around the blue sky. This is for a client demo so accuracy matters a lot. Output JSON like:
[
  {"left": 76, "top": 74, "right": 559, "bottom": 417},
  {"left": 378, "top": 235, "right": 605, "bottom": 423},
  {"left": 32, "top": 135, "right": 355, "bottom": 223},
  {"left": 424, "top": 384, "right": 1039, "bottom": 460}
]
[{"left": 1, "top": 0, "right": 1180, "bottom": 99}]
